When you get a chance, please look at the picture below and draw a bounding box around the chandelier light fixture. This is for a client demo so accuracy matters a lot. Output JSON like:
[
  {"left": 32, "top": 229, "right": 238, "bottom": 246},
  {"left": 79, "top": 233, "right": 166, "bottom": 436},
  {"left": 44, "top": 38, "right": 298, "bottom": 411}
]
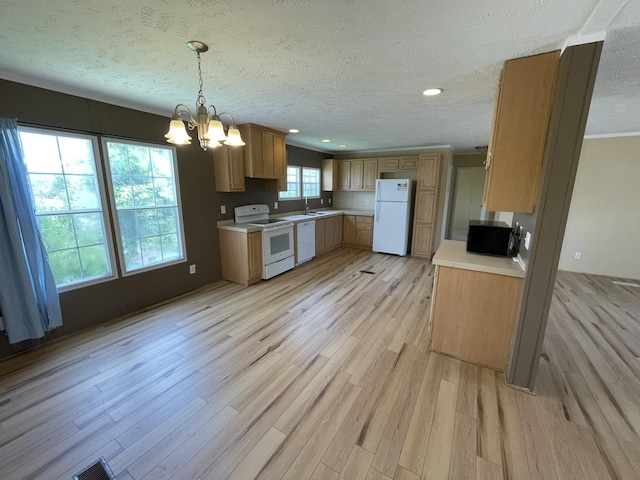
[{"left": 165, "top": 41, "right": 245, "bottom": 151}]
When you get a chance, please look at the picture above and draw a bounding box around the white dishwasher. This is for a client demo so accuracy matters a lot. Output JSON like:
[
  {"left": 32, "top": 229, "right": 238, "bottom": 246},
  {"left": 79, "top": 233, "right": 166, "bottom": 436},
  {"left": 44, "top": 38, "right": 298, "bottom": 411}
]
[{"left": 296, "top": 220, "right": 316, "bottom": 266}]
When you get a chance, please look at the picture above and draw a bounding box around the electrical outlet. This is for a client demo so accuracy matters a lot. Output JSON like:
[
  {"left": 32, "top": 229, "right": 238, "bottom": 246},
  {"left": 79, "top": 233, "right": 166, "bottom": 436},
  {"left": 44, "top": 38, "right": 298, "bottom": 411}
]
[
  {"left": 274, "top": 201, "right": 278, "bottom": 210},
  {"left": 189, "top": 264, "right": 196, "bottom": 274},
  {"left": 524, "top": 231, "right": 532, "bottom": 250},
  {"left": 365, "top": 198, "right": 370, "bottom": 206},
  {"left": 574, "top": 251, "right": 581, "bottom": 259},
  {"left": 329, "top": 198, "right": 332, "bottom": 204},
  {"left": 320, "top": 198, "right": 324, "bottom": 205},
  {"left": 220, "top": 205, "right": 226, "bottom": 214}
]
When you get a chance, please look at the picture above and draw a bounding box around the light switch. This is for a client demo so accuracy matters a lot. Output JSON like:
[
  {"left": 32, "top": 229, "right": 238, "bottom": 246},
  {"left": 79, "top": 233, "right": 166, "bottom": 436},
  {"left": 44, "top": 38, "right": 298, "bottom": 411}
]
[
  {"left": 220, "top": 205, "right": 226, "bottom": 214},
  {"left": 274, "top": 201, "right": 278, "bottom": 210}
]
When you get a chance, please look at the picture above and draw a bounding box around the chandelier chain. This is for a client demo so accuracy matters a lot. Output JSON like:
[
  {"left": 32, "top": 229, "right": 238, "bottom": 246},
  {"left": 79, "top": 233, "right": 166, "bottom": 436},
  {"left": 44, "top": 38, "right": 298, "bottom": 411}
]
[{"left": 196, "top": 51, "right": 205, "bottom": 107}]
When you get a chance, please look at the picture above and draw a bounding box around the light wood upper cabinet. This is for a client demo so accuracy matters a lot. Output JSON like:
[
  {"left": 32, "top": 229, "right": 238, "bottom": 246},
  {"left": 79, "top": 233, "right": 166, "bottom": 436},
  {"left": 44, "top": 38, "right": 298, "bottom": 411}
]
[
  {"left": 363, "top": 159, "right": 378, "bottom": 190},
  {"left": 338, "top": 161, "right": 351, "bottom": 190},
  {"left": 322, "top": 159, "right": 338, "bottom": 191},
  {"left": 484, "top": 51, "right": 560, "bottom": 213},
  {"left": 238, "top": 123, "right": 287, "bottom": 181},
  {"left": 378, "top": 156, "right": 418, "bottom": 172},
  {"left": 350, "top": 160, "right": 364, "bottom": 189},
  {"left": 411, "top": 153, "right": 441, "bottom": 259},
  {"left": 379, "top": 158, "right": 399, "bottom": 172},
  {"left": 213, "top": 145, "right": 245, "bottom": 192},
  {"left": 336, "top": 158, "right": 377, "bottom": 191}
]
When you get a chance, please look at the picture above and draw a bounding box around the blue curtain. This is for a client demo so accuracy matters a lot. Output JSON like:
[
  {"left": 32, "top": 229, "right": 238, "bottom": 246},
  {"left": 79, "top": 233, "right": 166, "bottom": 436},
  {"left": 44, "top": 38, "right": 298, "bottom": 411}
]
[{"left": 0, "top": 118, "right": 62, "bottom": 344}]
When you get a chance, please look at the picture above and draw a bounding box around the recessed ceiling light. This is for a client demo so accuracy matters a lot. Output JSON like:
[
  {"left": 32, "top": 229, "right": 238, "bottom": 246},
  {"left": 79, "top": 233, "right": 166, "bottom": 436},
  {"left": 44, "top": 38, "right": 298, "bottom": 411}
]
[
  {"left": 289, "top": 129, "right": 299, "bottom": 133},
  {"left": 339, "top": 144, "right": 347, "bottom": 148},
  {"left": 423, "top": 87, "right": 443, "bottom": 96},
  {"left": 322, "top": 139, "right": 331, "bottom": 143}
]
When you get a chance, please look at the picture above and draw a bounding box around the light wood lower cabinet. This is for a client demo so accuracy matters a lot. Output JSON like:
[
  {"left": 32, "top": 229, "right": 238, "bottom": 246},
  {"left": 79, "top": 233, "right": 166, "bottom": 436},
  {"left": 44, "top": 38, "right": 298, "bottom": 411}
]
[
  {"left": 430, "top": 265, "right": 522, "bottom": 371},
  {"left": 315, "top": 215, "right": 343, "bottom": 255},
  {"left": 342, "top": 214, "right": 372, "bottom": 248},
  {"left": 219, "top": 229, "right": 262, "bottom": 286}
]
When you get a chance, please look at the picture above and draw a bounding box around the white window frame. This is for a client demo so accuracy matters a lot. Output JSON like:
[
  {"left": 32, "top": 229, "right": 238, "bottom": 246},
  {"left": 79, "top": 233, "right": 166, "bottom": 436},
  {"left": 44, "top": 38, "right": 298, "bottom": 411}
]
[
  {"left": 279, "top": 165, "right": 302, "bottom": 200},
  {"left": 102, "top": 138, "right": 187, "bottom": 276},
  {"left": 19, "top": 127, "right": 118, "bottom": 292},
  {"left": 302, "top": 167, "right": 321, "bottom": 199}
]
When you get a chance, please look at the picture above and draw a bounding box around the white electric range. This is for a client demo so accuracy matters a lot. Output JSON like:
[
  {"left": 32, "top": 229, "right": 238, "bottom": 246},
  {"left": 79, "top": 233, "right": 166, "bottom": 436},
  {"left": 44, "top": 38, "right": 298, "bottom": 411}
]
[{"left": 234, "top": 204, "right": 295, "bottom": 280}]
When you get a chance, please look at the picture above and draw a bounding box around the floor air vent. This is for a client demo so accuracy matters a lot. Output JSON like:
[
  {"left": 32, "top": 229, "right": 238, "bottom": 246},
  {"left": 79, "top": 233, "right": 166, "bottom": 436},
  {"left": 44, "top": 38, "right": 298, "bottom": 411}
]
[
  {"left": 72, "top": 457, "right": 116, "bottom": 480},
  {"left": 360, "top": 270, "right": 375, "bottom": 275}
]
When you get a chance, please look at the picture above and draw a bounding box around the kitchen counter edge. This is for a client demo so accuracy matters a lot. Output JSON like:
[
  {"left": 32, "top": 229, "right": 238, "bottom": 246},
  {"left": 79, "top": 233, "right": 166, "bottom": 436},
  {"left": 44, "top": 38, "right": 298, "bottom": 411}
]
[
  {"left": 432, "top": 240, "right": 525, "bottom": 278},
  {"left": 217, "top": 209, "right": 374, "bottom": 232}
]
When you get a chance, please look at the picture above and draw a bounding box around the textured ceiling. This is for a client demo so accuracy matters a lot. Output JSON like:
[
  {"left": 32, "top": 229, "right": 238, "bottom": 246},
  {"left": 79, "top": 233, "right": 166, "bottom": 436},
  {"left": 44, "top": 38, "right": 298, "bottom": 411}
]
[{"left": 0, "top": 0, "right": 638, "bottom": 154}]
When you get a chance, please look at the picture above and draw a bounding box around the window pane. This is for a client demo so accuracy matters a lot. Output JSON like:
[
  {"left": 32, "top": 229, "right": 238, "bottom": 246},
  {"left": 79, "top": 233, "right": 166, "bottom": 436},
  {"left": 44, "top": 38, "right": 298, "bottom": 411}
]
[
  {"left": 141, "top": 236, "right": 162, "bottom": 265},
  {"left": 73, "top": 213, "right": 105, "bottom": 247},
  {"left": 21, "top": 132, "right": 62, "bottom": 174},
  {"left": 29, "top": 174, "right": 69, "bottom": 212},
  {"left": 279, "top": 166, "right": 301, "bottom": 200},
  {"left": 38, "top": 214, "right": 76, "bottom": 251},
  {"left": 79, "top": 245, "right": 109, "bottom": 278},
  {"left": 59, "top": 137, "right": 95, "bottom": 175},
  {"left": 302, "top": 167, "right": 321, "bottom": 198},
  {"left": 112, "top": 175, "right": 134, "bottom": 208},
  {"left": 105, "top": 140, "right": 184, "bottom": 274},
  {"left": 123, "top": 239, "right": 143, "bottom": 270},
  {"left": 132, "top": 176, "right": 155, "bottom": 207},
  {"left": 107, "top": 143, "right": 130, "bottom": 176},
  {"left": 118, "top": 210, "right": 138, "bottom": 240},
  {"left": 20, "top": 129, "right": 115, "bottom": 289},
  {"left": 67, "top": 174, "right": 99, "bottom": 210},
  {"left": 48, "top": 249, "right": 82, "bottom": 285}
]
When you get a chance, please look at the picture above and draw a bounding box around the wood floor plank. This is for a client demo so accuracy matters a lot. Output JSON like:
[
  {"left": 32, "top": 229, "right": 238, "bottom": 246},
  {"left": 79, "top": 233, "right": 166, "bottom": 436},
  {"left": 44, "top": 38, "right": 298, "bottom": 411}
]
[
  {"left": 516, "top": 391, "right": 558, "bottom": 480},
  {"left": 495, "top": 377, "right": 531, "bottom": 480},
  {"left": 394, "top": 466, "right": 420, "bottom": 480},
  {"left": 476, "top": 457, "right": 503, "bottom": 480},
  {"left": 420, "top": 379, "right": 457, "bottom": 480},
  {"left": 398, "top": 352, "right": 444, "bottom": 475},
  {"left": 338, "top": 445, "right": 374, "bottom": 480},
  {"left": 371, "top": 349, "right": 429, "bottom": 477},
  {"left": 449, "top": 412, "right": 476, "bottom": 480},
  {"left": 311, "top": 463, "right": 340, "bottom": 480},
  {"left": 226, "top": 427, "right": 286, "bottom": 480},
  {"left": 476, "top": 367, "right": 501, "bottom": 466}
]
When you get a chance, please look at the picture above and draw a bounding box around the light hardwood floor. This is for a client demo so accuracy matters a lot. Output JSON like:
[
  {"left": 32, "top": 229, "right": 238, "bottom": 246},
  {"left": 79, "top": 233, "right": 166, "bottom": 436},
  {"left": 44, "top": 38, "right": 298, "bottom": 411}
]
[{"left": 0, "top": 248, "right": 638, "bottom": 480}]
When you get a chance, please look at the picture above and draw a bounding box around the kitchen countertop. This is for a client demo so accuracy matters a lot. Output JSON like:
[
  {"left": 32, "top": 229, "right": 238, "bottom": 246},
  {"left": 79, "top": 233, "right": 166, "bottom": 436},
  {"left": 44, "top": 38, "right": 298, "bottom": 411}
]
[
  {"left": 218, "top": 208, "right": 374, "bottom": 232},
  {"left": 432, "top": 240, "right": 525, "bottom": 278}
]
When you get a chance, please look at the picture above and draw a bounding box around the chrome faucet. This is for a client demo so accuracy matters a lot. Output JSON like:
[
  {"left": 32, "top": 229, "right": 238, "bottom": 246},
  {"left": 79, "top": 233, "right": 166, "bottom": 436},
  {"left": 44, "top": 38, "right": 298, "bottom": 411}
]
[{"left": 304, "top": 196, "right": 312, "bottom": 214}]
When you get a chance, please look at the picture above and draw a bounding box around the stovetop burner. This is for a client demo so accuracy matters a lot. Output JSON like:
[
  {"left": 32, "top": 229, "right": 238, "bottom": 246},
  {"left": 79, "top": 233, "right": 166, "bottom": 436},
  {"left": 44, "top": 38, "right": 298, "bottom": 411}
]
[{"left": 247, "top": 218, "right": 288, "bottom": 225}]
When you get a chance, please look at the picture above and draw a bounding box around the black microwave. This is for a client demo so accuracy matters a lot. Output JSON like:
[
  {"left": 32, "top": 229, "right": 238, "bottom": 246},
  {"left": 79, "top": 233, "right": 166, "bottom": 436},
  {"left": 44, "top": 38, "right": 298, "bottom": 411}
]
[{"left": 466, "top": 220, "right": 513, "bottom": 257}]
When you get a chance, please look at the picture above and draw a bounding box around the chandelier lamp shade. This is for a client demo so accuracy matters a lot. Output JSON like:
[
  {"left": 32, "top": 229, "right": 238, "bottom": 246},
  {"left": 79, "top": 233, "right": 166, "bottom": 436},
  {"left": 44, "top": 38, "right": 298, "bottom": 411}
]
[{"left": 165, "top": 41, "right": 245, "bottom": 151}]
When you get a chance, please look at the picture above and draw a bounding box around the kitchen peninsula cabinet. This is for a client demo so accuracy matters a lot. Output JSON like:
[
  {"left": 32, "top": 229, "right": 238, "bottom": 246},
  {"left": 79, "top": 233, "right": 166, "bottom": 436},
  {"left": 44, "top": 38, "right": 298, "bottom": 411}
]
[
  {"left": 411, "top": 153, "right": 441, "bottom": 258},
  {"left": 238, "top": 123, "right": 287, "bottom": 190},
  {"left": 484, "top": 51, "right": 560, "bottom": 213},
  {"left": 212, "top": 145, "right": 245, "bottom": 192},
  {"left": 430, "top": 240, "right": 524, "bottom": 371},
  {"left": 219, "top": 229, "right": 262, "bottom": 286}
]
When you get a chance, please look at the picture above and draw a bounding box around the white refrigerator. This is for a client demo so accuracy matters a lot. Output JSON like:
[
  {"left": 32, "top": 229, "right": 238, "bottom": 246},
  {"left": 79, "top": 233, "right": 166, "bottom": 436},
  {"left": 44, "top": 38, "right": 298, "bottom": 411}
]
[{"left": 372, "top": 179, "right": 413, "bottom": 256}]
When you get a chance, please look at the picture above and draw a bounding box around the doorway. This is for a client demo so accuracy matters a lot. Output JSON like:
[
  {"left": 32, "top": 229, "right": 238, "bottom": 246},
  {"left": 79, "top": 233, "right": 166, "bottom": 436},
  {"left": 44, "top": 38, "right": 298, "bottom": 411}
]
[{"left": 450, "top": 167, "right": 487, "bottom": 241}]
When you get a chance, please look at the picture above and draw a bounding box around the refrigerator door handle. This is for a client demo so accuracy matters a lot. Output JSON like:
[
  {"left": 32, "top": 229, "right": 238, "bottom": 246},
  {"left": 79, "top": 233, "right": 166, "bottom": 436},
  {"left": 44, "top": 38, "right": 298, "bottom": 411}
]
[{"left": 375, "top": 181, "right": 381, "bottom": 222}]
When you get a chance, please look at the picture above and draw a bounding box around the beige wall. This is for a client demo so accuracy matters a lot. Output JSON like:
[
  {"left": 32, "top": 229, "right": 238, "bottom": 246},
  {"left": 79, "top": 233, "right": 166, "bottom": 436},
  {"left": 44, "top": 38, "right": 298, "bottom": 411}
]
[{"left": 559, "top": 135, "right": 640, "bottom": 279}]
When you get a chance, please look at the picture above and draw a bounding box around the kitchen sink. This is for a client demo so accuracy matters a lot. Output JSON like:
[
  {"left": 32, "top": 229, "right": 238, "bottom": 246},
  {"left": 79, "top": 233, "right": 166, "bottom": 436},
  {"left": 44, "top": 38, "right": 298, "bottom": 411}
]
[{"left": 304, "top": 212, "right": 331, "bottom": 216}]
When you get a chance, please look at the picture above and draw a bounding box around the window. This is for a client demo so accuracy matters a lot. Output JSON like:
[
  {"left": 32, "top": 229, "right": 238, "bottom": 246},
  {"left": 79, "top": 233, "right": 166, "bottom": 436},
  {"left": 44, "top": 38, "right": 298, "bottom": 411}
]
[
  {"left": 103, "top": 139, "right": 185, "bottom": 274},
  {"left": 19, "top": 129, "right": 116, "bottom": 290},
  {"left": 279, "top": 166, "right": 321, "bottom": 200},
  {"left": 279, "top": 166, "right": 301, "bottom": 200},
  {"left": 302, "top": 167, "right": 321, "bottom": 198}
]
